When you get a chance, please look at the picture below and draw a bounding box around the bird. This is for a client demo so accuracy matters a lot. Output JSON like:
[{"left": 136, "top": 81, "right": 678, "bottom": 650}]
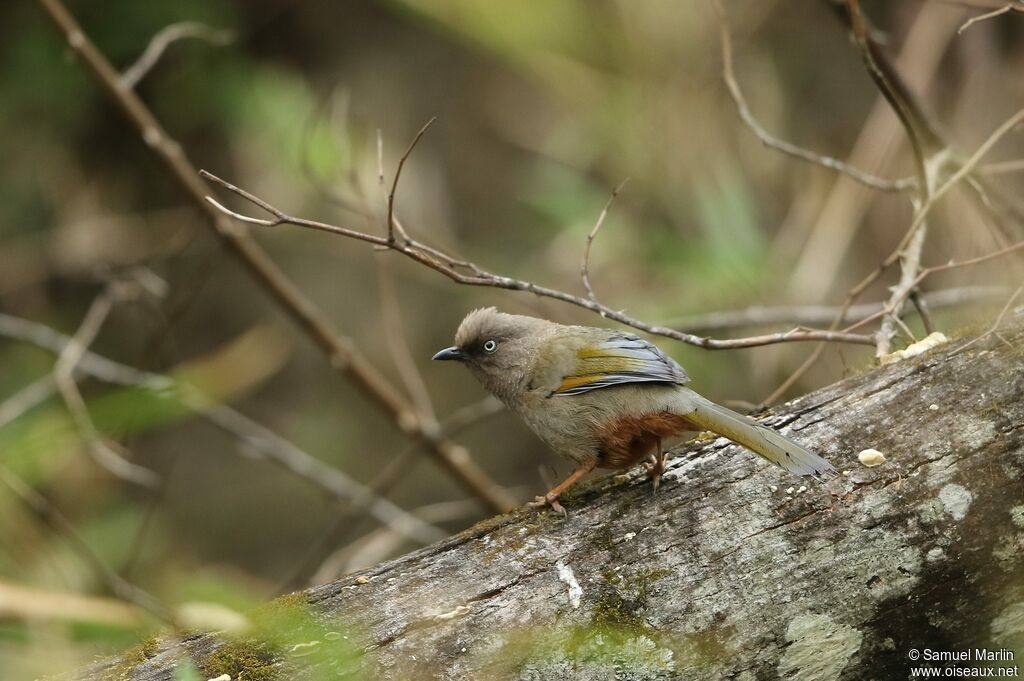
[{"left": 433, "top": 308, "right": 836, "bottom": 514}]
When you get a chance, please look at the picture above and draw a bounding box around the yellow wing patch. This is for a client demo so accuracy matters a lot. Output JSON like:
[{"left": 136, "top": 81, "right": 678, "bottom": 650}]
[
  {"left": 551, "top": 336, "right": 688, "bottom": 396},
  {"left": 554, "top": 351, "right": 657, "bottom": 394}
]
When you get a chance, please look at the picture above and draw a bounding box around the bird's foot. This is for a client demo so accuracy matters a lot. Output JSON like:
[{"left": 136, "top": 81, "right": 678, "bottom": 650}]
[
  {"left": 528, "top": 493, "right": 567, "bottom": 518},
  {"left": 645, "top": 455, "right": 667, "bottom": 494}
]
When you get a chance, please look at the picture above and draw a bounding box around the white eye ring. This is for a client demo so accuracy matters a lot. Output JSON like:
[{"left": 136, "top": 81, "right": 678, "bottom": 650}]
[{"left": 483, "top": 339, "right": 498, "bottom": 353}]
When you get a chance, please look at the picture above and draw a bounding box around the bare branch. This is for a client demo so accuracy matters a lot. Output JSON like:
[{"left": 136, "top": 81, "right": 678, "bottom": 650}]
[
  {"left": 713, "top": 0, "right": 913, "bottom": 193},
  {"left": 313, "top": 495, "right": 502, "bottom": 580},
  {"left": 203, "top": 196, "right": 280, "bottom": 226},
  {"left": 841, "top": 238, "right": 1024, "bottom": 335},
  {"left": 276, "top": 446, "right": 423, "bottom": 592},
  {"left": 581, "top": 179, "right": 629, "bottom": 302},
  {"left": 122, "top": 21, "right": 233, "bottom": 89},
  {"left": 0, "top": 465, "right": 172, "bottom": 622},
  {"left": 203, "top": 404, "right": 447, "bottom": 545},
  {"left": 53, "top": 292, "right": 160, "bottom": 488},
  {"left": 932, "top": 0, "right": 1022, "bottom": 9},
  {"left": 439, "top": 396, "right": 506, "bottom": 436},
  {"left": 666, "top": 286, "right": 1008, "bottom": 333},
  {"left": 875, "top": 108, "right": 1024, "bottom": 354},
  {"left": 0, "top": 376, "right": 57, "bottom": 431},
  {"left": 980, "top": 158, "right": 1024, "bottom": 176},
  {"left": 33, "top": 0, "right": 512, "bottom": 513},
  {"left": 0, "top": 579, "right": 143, "bottom": 627},
  {"left": 376, "top": 260, "right": 436, "bottom": 420},
  {"left": 387, "top": 117, "right": 436, "bottom": 244},
  {"left": 843, "top": 0, "right": 939, "bottom": 356},
  {"left": 769, "top": 0, "right": 1024, "bottom": 396},
  {"left": 202, "top": 172, "right": 876, "bottom": 350},
  {"left": 377, "top": 128, "right": 385, "bottom": 187},
  {"left": 957, "top": 2, "right": 1024, "bottom": 33},
  {"left": 954, "top": 284, "right": 1023, "bottom": 353},
  {"left": 842, "top": 1, "right": 1024, "bottom": 355},
  {"left": 0, "top": 313, "right": 159, "bottom": 386},
  {"left": 909, "top": 289, "right": 936, "bottom": 335},
  {"left": 0, "top": 313, "right": 448, "bottom": 546}
]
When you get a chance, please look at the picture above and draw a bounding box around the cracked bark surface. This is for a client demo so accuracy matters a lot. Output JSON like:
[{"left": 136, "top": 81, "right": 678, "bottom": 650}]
[{"left": 89, "top": 321, "right": 1024, "bottom": 680}]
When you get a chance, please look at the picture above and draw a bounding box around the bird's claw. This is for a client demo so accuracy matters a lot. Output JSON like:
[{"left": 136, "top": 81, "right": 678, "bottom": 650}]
[
  {"left": 528, "top": 494, "right": 567, "bottom": 518},
  {"left": 645, "top": 456, "right": 666, "bottom": 494}
]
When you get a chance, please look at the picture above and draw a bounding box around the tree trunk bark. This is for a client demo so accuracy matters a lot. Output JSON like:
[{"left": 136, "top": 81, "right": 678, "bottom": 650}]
[{"left": 92, "top": 322, "right": 1024, "bottom": 681}]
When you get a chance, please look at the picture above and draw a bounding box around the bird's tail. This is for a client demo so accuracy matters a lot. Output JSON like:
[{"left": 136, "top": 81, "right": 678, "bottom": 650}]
[{"left": 680, "top": 389, "right": 836, "bottom": 477}]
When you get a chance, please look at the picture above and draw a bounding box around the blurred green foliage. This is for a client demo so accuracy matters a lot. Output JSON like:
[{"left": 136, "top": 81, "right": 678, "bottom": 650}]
[{"left": 0, "top": 0, "right": 1020, "bottom": 677}]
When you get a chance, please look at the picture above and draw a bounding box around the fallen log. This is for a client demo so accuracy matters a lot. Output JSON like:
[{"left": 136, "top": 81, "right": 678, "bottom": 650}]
[{"left": 91, "top": 320, "right": 1024, "bottom": 680}]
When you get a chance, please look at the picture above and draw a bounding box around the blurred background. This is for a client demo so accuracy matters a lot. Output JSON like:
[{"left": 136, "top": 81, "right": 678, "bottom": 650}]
[{"left": 1, "top": 0, "right": 1022, "bottom": 676}]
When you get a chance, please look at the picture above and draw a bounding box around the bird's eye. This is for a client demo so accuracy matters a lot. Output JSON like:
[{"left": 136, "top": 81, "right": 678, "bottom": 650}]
[{"left": 482, "top": 339, "right": 498, "bottom": 353}]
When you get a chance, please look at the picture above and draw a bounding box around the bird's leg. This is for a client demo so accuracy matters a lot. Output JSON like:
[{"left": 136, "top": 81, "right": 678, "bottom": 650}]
[
  {"left": 645, "top": 438, "right": 667, "bottom": 493},
  {"left": 527, "top": 460, "right": 597, "bottom": 517}
]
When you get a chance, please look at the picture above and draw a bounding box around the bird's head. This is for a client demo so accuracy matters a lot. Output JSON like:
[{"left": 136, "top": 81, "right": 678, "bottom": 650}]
[{"left": 433, "top": 307, "right": 548, "bottom": 401}]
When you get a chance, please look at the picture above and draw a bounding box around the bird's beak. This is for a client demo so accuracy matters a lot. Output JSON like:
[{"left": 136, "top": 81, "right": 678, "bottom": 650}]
[{"left": 432, "top": 346, "right": 466, "bottom": 362}]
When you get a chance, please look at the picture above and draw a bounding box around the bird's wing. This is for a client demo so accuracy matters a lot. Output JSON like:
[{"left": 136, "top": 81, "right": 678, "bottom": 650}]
[{"left": 551, "top": 333, "right": 689, "bottom": 396}]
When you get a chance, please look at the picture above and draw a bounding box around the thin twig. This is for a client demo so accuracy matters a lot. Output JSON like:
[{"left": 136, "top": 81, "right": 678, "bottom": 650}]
[
  {"left": 841, "top": 239, "right": 1024, "bottom": 335},
  {"left": 933, "top": 0, "right": 1022, "bottom": 9},
  {"left": 121, "top": 21, "right": 234, "bottom": 88},
  {"left": 201, "top": 170, "right": 876, "bottom": 350},
  {"left": 279, "top": 397, "right": 505, "bottom": 591},
  {"left": 953, "top": 284, "right": 1023, "bottom": 353},
  {"left": 875, "top": 108, "right": 1024, "bottom": 354},
  {"left": 845, "top": 0, "right": 939, "bottom": 357},
  {"left": 0, "top": 465, "right": 173, "bottom": 622},
  {"left": 761, "top": 344, "right": 826, "bottom": 406},
  {"left": 376, "top": 261, "right": 436, "bottom": 420},
  {"left": 275, "top": 446, "right": 423, "bottom": 592},
  {"left": 957, "top": 3, "right": 1023, "bottom": 33},
  {"left": 760, "top": 235, "right": 1022, "bottom": 402},
  {"left": 0, "top": 376, "right": 58, "bottom": 431},
  {"left": 667, "top": 286, "right": 1006, "bottom": 333},
  {"left": 205, "top": 403, "right": 446, "bottom": 545},
  {"left": 439, "top": 396, "right": 506, "bottom": 436},
  {"left": 713, "top": 0, "right": 913, "bottom": 193},
  {"left": 878, "top": 108, "right": 1024, "bottom": 278},
  {"left": 377, "top": 128, "right": 385, "bottom": 187},
  {"left": 771, "top": 0, "right": 1024, "bottom": 398},
  {"left": 909, "top": 290, "right": 936, "bottom": 335},
  {"left": 387, "top": 118, "right": 436, "bottom": 244},
  {"left": 53, "top": 292, "right": 160, "bottom": 488},
  {"left": 581, "top": 179, "right": 629, "bottom": 302},
  {"left": 312, "top": 494, "right": 513, "bottom": 580},
  {"left": 0, "top": 312, "right": 448, "bottom": 546},
  {"left": 980, "top": 158, "right": 1024, "bottom": 176},
  {"left": 34, "top": 0, "right": 512, "bottom": 513},
  {"left": 0, "top": 579, "right": 143, "bottom": 626},
  {"left": 877, "top": 200, "right": 932, "bottom": 356}
]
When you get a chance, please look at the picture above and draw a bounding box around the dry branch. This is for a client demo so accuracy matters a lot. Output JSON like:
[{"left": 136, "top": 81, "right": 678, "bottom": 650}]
[
  {"left": 0, "top": 580, "right": 143, "bottom": 627},
  {"left": 34, "top": 0, "right": 514, "bottom": 514},
  {"left": 87, "top": 319, "right": 1024, "bottom": 680},
  {"left": 667, "top": 285, "right": 1008, "bottom": 333},
  {"left": 957, "top": 2, "right": 1024, "bottom": 33},
  {"left": 53, "top": 290, "right": 160, "bottom": 488},
  {"left": 713, "top": 0, "right": 914, "bottom": 193},
  {"left": 580, "top": 179, "right": 629, "bottom": 303},
  {"left": 201, "top": 170, "right": 875, "bottom": 351},
  {"left": 0, "top": 312, "right": 448, "bottom": 546},
  {"left": 121, "top": 21, "right": 233, "bottom": 88},
  {"left": 0, "top": 466, "right": 173, "bottom": 623},
  {"left": 767, "top": 1, "right": 1024, "bottom": 397}
]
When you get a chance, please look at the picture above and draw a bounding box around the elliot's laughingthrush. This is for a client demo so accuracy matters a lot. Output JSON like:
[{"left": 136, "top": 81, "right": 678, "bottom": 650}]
[{"left": 434, "top": 308, "right": 835, "bottom": 514}]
